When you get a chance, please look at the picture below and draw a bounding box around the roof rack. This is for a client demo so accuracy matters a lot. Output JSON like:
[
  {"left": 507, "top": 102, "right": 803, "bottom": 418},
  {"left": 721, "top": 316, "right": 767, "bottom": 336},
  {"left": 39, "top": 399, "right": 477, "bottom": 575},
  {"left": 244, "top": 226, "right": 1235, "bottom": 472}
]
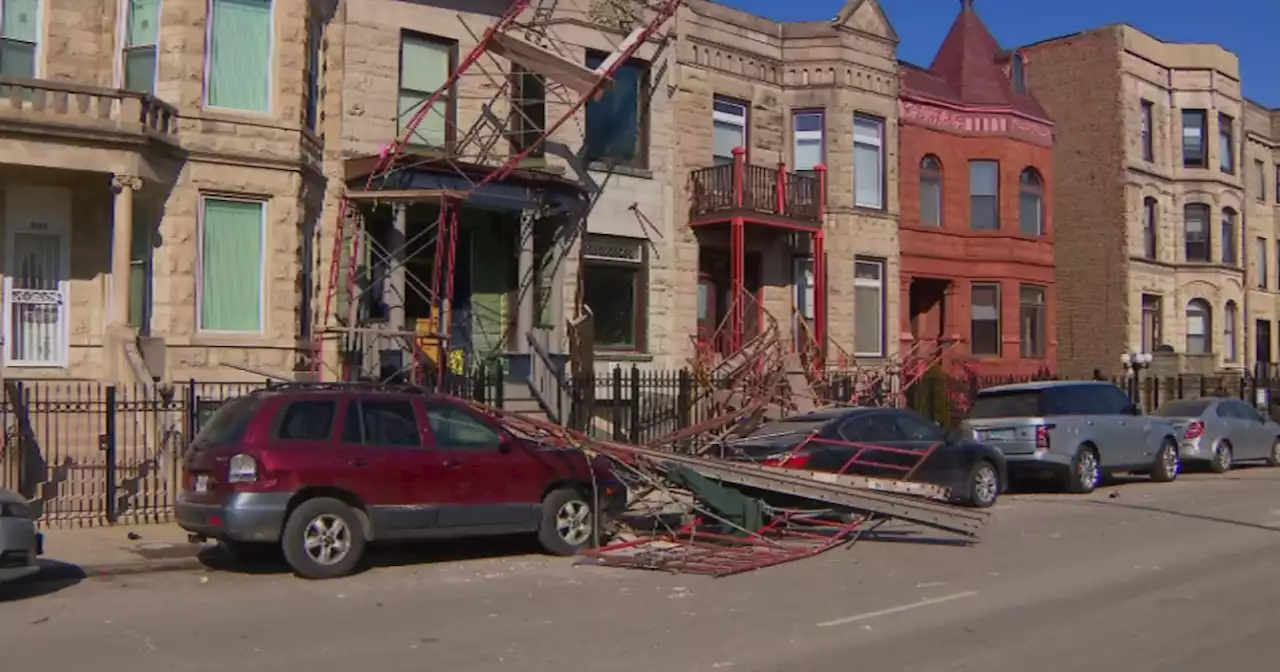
[{"left": 259, "top": 381, "right": 435, "bottom": 395}]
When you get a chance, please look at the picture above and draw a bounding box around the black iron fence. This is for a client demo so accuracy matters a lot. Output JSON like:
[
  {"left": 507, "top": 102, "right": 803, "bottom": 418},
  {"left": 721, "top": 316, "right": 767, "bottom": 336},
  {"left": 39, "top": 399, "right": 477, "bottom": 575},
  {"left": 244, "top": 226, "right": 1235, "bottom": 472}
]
[{"left": 5, "top": 366, "right": 1277, "bottom": 527}]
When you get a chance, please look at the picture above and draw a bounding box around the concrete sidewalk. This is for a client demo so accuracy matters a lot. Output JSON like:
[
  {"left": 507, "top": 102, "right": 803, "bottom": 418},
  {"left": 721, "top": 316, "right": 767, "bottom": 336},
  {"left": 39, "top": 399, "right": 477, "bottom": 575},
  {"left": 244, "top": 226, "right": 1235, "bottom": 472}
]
[{"left": 31, "top": 522, "right": 215, "bottom": 581}]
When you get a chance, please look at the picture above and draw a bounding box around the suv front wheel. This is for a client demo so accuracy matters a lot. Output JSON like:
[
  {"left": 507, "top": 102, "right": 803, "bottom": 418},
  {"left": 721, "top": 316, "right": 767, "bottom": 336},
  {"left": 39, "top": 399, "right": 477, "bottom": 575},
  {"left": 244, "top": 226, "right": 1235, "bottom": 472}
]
[
  {"left": 281, "top": 497, "right": 367, "bottom": 580},
  {"left": 1150, "top": 439, "right": 1180, "bottom": 483},
  {"left": 538, "top": 488, "right": 597, "bottom": 556}
]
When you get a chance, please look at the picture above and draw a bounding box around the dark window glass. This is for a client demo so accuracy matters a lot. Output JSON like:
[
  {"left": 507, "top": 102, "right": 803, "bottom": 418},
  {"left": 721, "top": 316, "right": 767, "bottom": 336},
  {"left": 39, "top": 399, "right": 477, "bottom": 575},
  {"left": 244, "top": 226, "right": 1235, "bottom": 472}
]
[
  {"left": 276, "top": 401, "right": 336, "bottom": 441},
  {"left": 426, "top": 404, "right": 501, "bottom": 451},
  {"left": 194, "top": 396, "right": 260, "bottom": 447}
]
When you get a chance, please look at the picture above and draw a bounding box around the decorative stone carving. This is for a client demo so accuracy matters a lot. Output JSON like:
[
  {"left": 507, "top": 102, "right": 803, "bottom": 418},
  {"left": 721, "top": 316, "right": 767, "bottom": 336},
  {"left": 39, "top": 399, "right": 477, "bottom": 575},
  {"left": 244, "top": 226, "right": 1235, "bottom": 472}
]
[
  {"left": 587, "top": 0, "right": 641, "bottom": 32},
  {"left": 111, "top": 174, "right": 143, "bottom": 192}
]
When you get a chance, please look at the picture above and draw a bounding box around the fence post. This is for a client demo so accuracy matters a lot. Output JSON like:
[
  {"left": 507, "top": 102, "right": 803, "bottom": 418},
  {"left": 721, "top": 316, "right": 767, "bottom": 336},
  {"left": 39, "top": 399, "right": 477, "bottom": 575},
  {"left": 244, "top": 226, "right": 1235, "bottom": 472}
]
[
  {"left": 628, "top": 365, "right": 641, "bottom": 444},
  {"left": 677, "top": 368, "right": 692, "bottom": 430},
  {"left": 611, "top": 367, "right": 624, "bottom": 442},
  {"left": 1176, "top": 375, "right": 1184, "bottom": 400},
  {"left": 492, "top": 360, "right": 505, "bottom": 409},
  {"left": 103, "top": 385, "right": 118, "bottom": 524}
]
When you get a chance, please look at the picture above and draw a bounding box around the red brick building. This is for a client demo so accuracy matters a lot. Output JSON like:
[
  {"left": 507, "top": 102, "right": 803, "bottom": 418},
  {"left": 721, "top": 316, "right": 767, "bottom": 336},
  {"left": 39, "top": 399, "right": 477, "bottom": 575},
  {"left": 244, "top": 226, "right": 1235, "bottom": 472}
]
[{"left": 897, "top": 0, "right": 1056, "bottom": 376}]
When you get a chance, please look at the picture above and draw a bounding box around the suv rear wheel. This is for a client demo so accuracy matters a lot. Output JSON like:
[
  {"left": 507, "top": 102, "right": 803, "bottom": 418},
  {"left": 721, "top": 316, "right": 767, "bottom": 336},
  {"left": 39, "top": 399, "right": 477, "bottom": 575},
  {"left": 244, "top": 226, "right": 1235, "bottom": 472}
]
[
  {"left": 537, "top": 488, "right": 596, "bottom": 556},
  {"left": 1067, "top": 446, "right": 1100, "bottom": 494},
  {"left": 1150, "top": 439, "right": 1180, "bottom": 483},
  {"left": 281, "top": 497, "right": 366, "bottom": 580}
]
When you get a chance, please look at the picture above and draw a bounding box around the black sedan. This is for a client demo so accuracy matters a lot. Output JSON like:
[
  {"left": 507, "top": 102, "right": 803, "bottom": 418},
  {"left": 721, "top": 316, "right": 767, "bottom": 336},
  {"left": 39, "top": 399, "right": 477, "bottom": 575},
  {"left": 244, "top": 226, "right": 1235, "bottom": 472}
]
[{"left": 719, "top": 407, "right": 1007, "bottom": 508}]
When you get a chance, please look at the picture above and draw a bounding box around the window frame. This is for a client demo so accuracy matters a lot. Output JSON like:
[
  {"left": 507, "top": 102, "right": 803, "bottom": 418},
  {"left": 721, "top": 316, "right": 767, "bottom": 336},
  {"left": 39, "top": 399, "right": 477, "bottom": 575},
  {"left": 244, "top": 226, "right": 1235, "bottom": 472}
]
[
  {"left": 303, "top": 14, "right": 321, "bottom": 132},
  {"left": 1218, "top": 113, "right": 1235, "bottom": 174},
  {"left": 711, "top": 95, "right": 749, "bottom": 165},
  {"left": 1258, "top": 236, "right": 1268, "bottom": 290},
  {"left": 853, "top": 112, "right": 885, "bottom": 210},
  {"left": 0, "top": 0, "right": 43, "bottom": 79},
  {"left": 1140, "top": 99, "right": 1154, "bottom": 162},
  {"left": 969, "top": 282, "right": 1001, "bottom": 357},
  {"left": 853, "top": 257, "right": 885, "bottom": 358},
  {"left": 1018, "top": 167, "right": 1044, "bottom": 236},
  {"left": 1142, "top": 197, "right": 1158, "bottom": 259},
  {"left": 583, "top": 49, "right": 651, "bottom": 169},
  {"left": 128, "top": 202, "right": 155, "bottom": 333},
  {"left": 1221, "top": 208, "right": 1237, "bottom": 265},
  {"left": 1184, "top": 203, "right": 1210, "bottom": 262},
  {"left": 918, "top": 154, "right": 943, "bottom": 227},
  {"left": 1018, "top": 284, "right": 1046, "bottom": 358},
  {"left": 792, "top": 108, "right": 825, "bottom": 176},
  {"left": 196, "top": 195, "right": 268, "bottom": 334},
  {"left": 397, "top": 29, "right": 458, "bottom": 151},
  {"left": 1185, "top": 299, "right": 1212, "bottom": 355},
  {"left": 968, "top": 159, "right": 1000, "bottom": 231},
  {"left": 1141, "top": 294, "right": 1162, "bottom": 353},
  {"left": 580, "top": 234, "right": 648, "bottom": 353},
  {"left": 119, "top": 0, "right": 160, "bottom": 94},
  {"left": 202, "top": 0, "right": 276, "bottom": 114},
  {"left": 1181, "top": 109, "right": 1207, "bottom": 168},
  {"left": 1255, "top": 159, "right": 1267, "bottom": 202},
  {"left": 1010, "top": 54, "right": 1026, "bottom": 93},
  {"left": 1224, "top": 301, "right": 1238, "bottom": 362},
  {"left": 510, "top": 64, "right": 547, "bottom": 158}
]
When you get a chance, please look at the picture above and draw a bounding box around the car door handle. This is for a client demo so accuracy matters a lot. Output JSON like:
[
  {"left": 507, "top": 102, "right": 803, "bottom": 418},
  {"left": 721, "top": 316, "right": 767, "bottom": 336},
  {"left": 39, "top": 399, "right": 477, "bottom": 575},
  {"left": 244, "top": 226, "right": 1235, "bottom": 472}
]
[{"left": 350, "top": 458, "right": 368, "bottom": 468}]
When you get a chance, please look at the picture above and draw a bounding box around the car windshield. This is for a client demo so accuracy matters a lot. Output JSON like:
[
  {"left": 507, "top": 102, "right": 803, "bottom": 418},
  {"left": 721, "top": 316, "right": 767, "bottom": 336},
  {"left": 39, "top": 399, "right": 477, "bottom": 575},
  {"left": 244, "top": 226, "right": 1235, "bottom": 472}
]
[
  {"left": 967, "top": 390, "right": 1042, "bottom": 419},
  {"left": 193, "top": 396, "right": 259, "bottom": 447},
  {"left": 1152, "top": 399, "right": 1213, "bottom": 418}
]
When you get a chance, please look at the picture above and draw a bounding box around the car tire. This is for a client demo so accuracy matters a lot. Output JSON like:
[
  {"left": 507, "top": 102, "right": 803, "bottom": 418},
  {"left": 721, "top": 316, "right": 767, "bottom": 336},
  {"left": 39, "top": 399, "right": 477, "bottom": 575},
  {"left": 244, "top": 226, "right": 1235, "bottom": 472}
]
[
  {"left": 964, "top": 460, "right": 1000, "bottom": 508},
  {"left": 1150, "top": 439, "right": 1180, "bottom": 483},
  {"left": 280, "top": 497, "right": 366, "bottom": 580},
  {"left": 537, "top": 488, "right": 596, "bottom": 556},
  {"left": 1066, "top": 446, "right": 1100, "bottom": 494},
  {"left": 1267, "top": 439, "right": 1280, "bottom": 467},
  {"left": 1210, "top": 441, "right": 1233, "bottom": 474}
]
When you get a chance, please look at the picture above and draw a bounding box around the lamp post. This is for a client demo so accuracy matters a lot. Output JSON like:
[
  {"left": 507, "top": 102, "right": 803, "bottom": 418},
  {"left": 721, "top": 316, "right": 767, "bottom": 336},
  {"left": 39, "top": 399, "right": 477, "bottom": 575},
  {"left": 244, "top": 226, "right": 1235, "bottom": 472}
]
[{"left": 1120, "top": 351, "right": 1154, "bottom": 405}]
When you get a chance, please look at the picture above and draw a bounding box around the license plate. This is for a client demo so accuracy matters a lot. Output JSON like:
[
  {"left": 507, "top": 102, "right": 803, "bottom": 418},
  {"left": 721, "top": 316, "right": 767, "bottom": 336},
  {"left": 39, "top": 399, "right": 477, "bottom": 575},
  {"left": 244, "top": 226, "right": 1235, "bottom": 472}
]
[
  {"left": 984, "top": 429, "right": 1016, "bottom": 441},
  {"left": 195, "top": 474, "right": 209, "bottom": 493}
]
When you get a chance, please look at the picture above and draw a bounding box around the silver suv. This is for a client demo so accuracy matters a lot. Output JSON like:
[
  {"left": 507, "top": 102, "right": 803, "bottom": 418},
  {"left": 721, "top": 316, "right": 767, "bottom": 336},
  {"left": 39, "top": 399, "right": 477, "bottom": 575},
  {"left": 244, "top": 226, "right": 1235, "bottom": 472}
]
[{"left": 959, "top": 381, "right": 1180, "bottom": 494}]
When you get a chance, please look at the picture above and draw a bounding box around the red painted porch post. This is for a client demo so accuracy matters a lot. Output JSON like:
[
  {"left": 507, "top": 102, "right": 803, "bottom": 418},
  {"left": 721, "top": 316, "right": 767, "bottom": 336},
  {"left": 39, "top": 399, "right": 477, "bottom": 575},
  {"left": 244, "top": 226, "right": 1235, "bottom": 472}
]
[
  {"left": 732, "top": 147, "right": 746, "bottom": 209},
  {"left": 731, "top": 217, "right": 745, "bottom": 352},
  {"left": 814, "top": 163, "right": 828, "bottom": 368},
  {"left": 776, "top": 161, "right": 787, "bottom": 214}
]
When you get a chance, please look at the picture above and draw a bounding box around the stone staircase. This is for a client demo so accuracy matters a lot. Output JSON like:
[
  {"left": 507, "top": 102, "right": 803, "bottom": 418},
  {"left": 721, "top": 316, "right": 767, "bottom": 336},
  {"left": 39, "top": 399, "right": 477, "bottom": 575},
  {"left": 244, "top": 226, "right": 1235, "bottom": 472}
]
[{"left": 503, "top": 381, "right": 552, "bottom": 424}]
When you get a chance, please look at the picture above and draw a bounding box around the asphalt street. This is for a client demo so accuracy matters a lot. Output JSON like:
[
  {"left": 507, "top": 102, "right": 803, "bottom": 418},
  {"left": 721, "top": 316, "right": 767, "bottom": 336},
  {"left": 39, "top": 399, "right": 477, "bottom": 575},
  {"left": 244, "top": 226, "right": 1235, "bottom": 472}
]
[{"left": 4, "top": 468, "right": 1280, "bottom": 671}]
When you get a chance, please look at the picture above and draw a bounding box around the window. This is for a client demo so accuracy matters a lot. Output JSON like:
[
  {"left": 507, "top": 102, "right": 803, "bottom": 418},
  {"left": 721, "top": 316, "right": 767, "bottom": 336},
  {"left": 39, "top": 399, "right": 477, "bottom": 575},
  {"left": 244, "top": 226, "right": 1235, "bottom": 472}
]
[
  {"left": 510, "top": 65, "right": 546, "bottom": 157},
  {"left": 1276, "top": 163, "right": 1280, "bottom": 204},
  {"left": 854, "top": 259, "right": 884, "bottom": 357},
  {"left": 1010, "top": 54, "right": 1026, "bottom": 93},
  {"left": 1184, "top": 203, "right": 1210, "bottom": 262},
  {"left": 969, "top": 160, "right": 999, "bottom": 230},
  {"left": 1258, "top": 320, "right": 1273, "bottom": 364},
  {"left": 1258, "top": 237, "right": 1268, "bottom": 289},
  {"left": 1224, "top": 301, "right": 1238, "bottom": 361},
  {"left": 342, "top": 400, "right": 421, "bottom": 447},
  {"left": 128, "top": 205, "right": 153, "bottom": 331},
  {"left": 584, "top": 51, "right": 649, "bottom": 167},
  {"left": 1141, "top": 294, "right": 1162, "bottom": 352},
  {"left": 199, "top": 198, "right": 265, "bottom": 332},
  {"left": 276, "top": 401, "right": 336, "bottom": 441},
  {"left": 794, "top": 256, "right": 814, "bottom": 320},
  {"left": 1140, "top": 100, "right": 1153, "bottom": 162},
  {"left": 205, "top": 0, "right": 273, "bottom": 113},
  {"left": 123, "top": 0, "right": 159, "bottom": 93},
  {"left": 1182, "top": 109, "right": 1206, "bottom": 168},
  {"left": 0, "top": 0, "right": 37, "bottom": 78},
  {"left": 1186, "top": 299, "right": 1212, "bottom": 355},
  {"left": 1218, "top": 113, "right": 1234, "bottom": 174},
  {"left": 1018, "top": 168, "right": 1044, "bottom": 236},
  {"left": 1276, "top": 241, "right": 1279, "bottom": 289},
  {"left": 970, "top": 283, "right": 1000, "bottom": 356},
  {"left": 891, "top": 411, "right": 946, "bottom": 443},
  {"left": 303, "top": 16, "right": 322, "bottom": 131},
  {"left": 1255, "top": 159, "right": 1267, "bottom": 201},
  {"left": 919, "top": 155, "right": 942, "bottom": 226},
  {"left": 854, "top": 114, "right": 884, "bottom": 209},
  {"left": 712, "top": 96, "right": 747, "bottom": 166},
  {"left": 1018, "top": 285, "right": 1046, "bottom": 358},
  {"left": 425, "top": 404, "right": 501, "bottom": 450},
  {"left": 1142, "top": 197, "right": 1158, "bottom": 259},
  {"left": 398, "top": 32, "right": 454, "bottom": 148},
  {"left": 793, "top": 110, "right": 823, "bottom": 175},
  {"left": 581, "top": 235, "right": 646, "bottom": 351},
  {"left": 1221, "top": 208, "right": 1237, "bottom": 265}
]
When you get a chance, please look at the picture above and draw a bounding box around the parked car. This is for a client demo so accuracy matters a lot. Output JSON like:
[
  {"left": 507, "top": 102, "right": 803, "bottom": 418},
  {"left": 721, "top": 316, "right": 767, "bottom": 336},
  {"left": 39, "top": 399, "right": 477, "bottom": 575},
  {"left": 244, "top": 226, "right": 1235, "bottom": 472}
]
[
  {"left": 1151, "top": 397, "right": 1280, "bottom": 473},
  {"left": 959, "top": 380, "right": 1181, "bottom": 494},
  {"left": 0, "top": 488, "right": 40, "bottom": 584},
  {"left": 176, "top": 385, "right": 627, "bottom": 580},
  {"left": 720, "top": 407, "right": 1007, "bottom": 508}
]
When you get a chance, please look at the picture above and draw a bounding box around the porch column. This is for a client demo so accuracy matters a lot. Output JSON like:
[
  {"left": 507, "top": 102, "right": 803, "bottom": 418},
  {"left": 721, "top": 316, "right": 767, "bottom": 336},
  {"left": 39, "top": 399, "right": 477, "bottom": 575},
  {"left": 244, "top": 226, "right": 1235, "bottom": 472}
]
[
  {"left": 516, "top": 208, "right": 537, "bottom": 354},
  {"left": 109, "top": 174, "right": 142, "bottom": 328},
  {"left": 730, "top": 217, "right": 745, "bottom": 351},
  {"left": 387, "top": 204, "right": 407, "bottom": 333},
  {"left": 812, "top": 230, "right": 826, "bottom": 367}
]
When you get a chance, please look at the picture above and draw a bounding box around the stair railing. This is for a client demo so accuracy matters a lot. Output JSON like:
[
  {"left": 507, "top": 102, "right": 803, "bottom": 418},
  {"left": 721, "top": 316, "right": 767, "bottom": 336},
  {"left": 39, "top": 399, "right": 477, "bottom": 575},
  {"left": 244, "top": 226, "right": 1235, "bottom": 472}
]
[{"left": 526, "top": 327, "right": 571, "bottom": 425}]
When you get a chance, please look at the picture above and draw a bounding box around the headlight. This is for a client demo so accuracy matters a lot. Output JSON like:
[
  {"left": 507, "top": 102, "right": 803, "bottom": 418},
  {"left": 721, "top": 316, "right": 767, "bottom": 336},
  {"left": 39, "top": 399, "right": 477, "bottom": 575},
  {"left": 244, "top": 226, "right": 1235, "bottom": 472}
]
[{"left": 0, "top": 501, "right": 30, "bottom": 518}]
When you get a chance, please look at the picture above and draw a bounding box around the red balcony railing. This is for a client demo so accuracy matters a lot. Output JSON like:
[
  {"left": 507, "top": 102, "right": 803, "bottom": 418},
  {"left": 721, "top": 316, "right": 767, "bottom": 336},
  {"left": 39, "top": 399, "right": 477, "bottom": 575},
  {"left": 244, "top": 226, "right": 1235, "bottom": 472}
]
[{"left": 688, "top": 153, "right": 824, "bottom": 225}]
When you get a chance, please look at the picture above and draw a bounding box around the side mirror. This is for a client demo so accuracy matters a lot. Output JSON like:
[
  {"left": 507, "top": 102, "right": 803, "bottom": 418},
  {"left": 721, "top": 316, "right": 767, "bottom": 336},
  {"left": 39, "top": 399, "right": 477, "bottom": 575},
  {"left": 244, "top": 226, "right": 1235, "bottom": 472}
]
[{"left": 497, "top": 432, "right": 513, "bottom": 453}]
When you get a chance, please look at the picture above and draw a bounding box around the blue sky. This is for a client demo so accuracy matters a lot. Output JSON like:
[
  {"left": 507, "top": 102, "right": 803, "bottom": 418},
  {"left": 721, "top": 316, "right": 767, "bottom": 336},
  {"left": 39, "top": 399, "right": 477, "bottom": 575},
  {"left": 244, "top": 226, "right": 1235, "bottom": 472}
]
[{"left": 719, "top": 0, "right": 1280, "bottom": 108}]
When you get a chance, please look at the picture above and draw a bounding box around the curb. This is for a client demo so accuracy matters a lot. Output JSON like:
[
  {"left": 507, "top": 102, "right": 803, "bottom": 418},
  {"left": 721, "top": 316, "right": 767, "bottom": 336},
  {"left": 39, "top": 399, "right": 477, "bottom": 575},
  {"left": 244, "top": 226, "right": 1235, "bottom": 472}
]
[{"left": 29, "top": 556, "right": 208, "bottom": 584}]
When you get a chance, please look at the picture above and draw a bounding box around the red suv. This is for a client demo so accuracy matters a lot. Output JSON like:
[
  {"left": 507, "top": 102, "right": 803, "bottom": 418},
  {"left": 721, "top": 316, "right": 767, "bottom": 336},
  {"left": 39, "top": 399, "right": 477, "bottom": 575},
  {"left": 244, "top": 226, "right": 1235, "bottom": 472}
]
[{"left": 175, "top": 385, "right": 626, "bottom": 579}]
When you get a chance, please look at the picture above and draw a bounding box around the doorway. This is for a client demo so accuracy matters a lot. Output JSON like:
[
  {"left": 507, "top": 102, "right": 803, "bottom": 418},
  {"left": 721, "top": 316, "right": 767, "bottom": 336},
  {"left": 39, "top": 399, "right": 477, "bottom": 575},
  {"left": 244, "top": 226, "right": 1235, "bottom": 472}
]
[
  {"left": 908, "top": 278, "right": 949, "bottom": 340},
  {"left": 3, "top": 185, "right": 71, "bottom": 368},
  {"left": 697, "top": 246, "right": 762, "bottom": 352}
]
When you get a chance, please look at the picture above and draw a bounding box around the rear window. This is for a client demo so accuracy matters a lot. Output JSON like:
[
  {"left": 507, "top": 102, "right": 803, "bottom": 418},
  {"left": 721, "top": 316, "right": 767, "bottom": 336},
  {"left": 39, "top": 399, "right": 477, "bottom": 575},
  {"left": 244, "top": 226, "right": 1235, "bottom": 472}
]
[
  {"left": 968, "top": 390, "right": 1042, "bottom": 419},
  {"left": 1152, "top": 399, "right": 1212, "bottom": 418},
  {"left": 193, "top": 396, "right": 260, "bottom": 447}
]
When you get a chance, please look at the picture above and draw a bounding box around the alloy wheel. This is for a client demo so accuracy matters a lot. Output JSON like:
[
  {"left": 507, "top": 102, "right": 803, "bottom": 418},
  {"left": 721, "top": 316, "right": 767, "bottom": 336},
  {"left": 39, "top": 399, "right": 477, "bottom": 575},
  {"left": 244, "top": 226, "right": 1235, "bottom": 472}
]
[
  {"left": 303, "top": 514, "right": 352, "bottom": 566},
  {"left": 972, "top": 464, "right": 998, "bottom": 506},
  {"left": 1162, "top": 443, "right": 1180, "bottom": 477},
  {"left": 555, "top": 500, "right": 592, "bottom": 546},
  {"left": 1215, "top": 444, "right": 1233, "bottom": 471},
  {"left": 1078, "top": 451, "right": 1099, "bottom": 490}
]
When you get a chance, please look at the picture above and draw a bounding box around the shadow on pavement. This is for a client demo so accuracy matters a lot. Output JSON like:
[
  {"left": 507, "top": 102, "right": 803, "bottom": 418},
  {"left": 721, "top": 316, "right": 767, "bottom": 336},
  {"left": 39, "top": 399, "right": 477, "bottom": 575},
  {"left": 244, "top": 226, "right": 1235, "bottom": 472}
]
[
  {"left": 199, "top": 535, "right": 544, "bottom": 577},
  {"left": 860, "top": 528, "right": 973, "bottom": 547},
  {"left": 0, "top": 561, "right": 84, "bottom": 602},
  {"left": 1056, "top": 498, "right": 1280, "bottom": 534}
]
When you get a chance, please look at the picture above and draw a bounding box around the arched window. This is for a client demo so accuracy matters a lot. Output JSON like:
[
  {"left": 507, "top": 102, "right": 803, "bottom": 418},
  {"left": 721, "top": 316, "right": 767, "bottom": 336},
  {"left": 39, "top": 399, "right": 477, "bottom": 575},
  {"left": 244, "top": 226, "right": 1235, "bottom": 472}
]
[
  {"left": 1143, "top": 197, "right": 1158, "bottom": 259},
  {"left": 1224, "top": 301, "right": 1238, "bottom": 361},
  {"left": 1019, "top": 168, "right": 1044, "bottom": 235},
  {"left": 919, "top": 155, "right": 942, "bottom": 226},
  {"left": 1186, "top": 299, "right": 1212, "bottom": 355},
  {"left": 1221, "top": 208, "right": 1238, "bottom": 265},
  {"left": 1184, "top": 203, "right": 1210, "bottom": 262}
]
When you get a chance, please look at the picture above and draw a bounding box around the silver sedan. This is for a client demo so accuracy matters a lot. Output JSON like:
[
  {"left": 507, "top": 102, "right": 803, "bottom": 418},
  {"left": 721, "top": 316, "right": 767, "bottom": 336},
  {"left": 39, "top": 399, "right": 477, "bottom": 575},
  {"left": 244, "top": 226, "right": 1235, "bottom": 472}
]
[
  {"left": 1152, "top": 397, "right": 1280, "bottom": 473},
  {"left": 0, "top": 488, "right": 39, "bottom": 584}
]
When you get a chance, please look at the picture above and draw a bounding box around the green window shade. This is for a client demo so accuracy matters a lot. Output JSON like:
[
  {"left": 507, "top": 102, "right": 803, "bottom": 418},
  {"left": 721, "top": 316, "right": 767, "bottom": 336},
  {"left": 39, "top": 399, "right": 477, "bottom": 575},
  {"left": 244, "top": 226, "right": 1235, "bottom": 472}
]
[
  {"left": 398, "top": 34, "right": 450, "bottom": 147},
  {"left": 201, "top": 199, "right": 264, "bottom": 332},
  {"left": 128, "top": 209, "right": 153, "bottom": 330},
  {"left": 124, "top": 0, "right": 159, "bottom": 93},
  {"left": 0, "top": 0, "right": 38, "bottom": 78},
  {"left": 126, "top": 0, "right": 158, "bottom": 45},
  {"left": 206, "top": 0, "right": 272, "bottom": 113}
]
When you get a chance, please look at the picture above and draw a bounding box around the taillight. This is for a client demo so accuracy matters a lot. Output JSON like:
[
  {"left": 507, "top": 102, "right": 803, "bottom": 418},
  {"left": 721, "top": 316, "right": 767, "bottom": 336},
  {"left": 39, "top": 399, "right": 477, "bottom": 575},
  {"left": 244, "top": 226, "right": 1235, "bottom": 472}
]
[
  {"left": 762, "top": 452, "right": 811, "bottom": 469},
  {"left": 1035, "top": 424, "right": 1054, "bottom": 450},
  {"left": 1184, "top": 421, "right": 1205, "bottom": 440},
  {"left": 228, "top": 453, "right": 259, "bottom": 483}
]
